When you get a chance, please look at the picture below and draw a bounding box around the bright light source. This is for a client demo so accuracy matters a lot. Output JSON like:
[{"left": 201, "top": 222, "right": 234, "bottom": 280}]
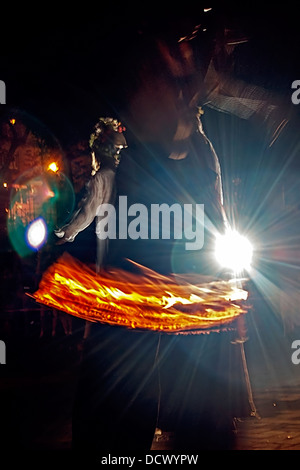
[
  {"left": 215, "top": 229, "right": 253, "bottom": 273},
  {"left": 26, "top": 217, "right": 47, "bottom": 250},
  {"left": 48, "top": 162, "right": 59, "bottom": 173}
]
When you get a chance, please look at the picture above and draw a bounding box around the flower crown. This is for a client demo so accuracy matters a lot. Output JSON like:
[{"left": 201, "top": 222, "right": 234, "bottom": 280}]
[
  {"left": 89, "top": 117, "right": 127, "bottom": 173},
  {"left": 89, "top": 117, "right": 126, "bottom": 149}
]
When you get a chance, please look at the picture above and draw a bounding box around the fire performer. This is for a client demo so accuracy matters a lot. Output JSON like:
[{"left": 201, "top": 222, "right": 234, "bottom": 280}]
[
  {"left": 55, "top": 117, "right": 127, "bottom": 267},
  {"left": 52, "top": 11, "right": 286, "bottom": 452},
  {"left": 69, "top": 24, "right": 240, "bottom": 453}
]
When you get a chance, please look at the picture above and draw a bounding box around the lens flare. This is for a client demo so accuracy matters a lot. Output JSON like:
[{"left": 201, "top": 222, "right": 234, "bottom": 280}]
[
  {"left": 26, "top": 217, "right": 47, "bottom": 250},
  {"left": 215, "top": 229, "right": 253, "bottom": 273},
  {"left": 7, "top": 166, "right": 75, "bottom": 256}
]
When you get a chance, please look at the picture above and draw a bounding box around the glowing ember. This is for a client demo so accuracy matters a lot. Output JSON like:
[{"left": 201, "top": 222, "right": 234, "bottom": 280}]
[{"left": 32, "top": 253, "right": 249, "bottom": 334}]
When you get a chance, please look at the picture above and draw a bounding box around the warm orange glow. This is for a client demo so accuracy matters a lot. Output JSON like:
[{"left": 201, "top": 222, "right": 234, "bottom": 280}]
[
  {"left": 48, "top": 162, "right": 59, "bottom": 173},
  {"left": 9, "top": 118, "right": 16, "bottom": 125},
  {"left": 33, "top": 253, "right": 250, "bottom": 334}
]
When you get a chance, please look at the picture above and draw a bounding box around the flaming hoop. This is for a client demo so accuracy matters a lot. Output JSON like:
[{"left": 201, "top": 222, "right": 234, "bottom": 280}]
[{"left": 32, "top": 252, "right": 250, "bottom": 334}]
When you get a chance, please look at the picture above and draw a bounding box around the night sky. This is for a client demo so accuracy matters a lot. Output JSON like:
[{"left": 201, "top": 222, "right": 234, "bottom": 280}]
[{"left": 1, "top": 5, "right": 300, "bottom": 142}]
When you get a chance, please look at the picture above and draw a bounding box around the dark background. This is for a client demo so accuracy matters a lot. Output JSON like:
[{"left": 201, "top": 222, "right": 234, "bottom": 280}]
[
  {"left": 1, "top": 4, "right": 300, "bottom": 141},
  {"left": 1, "top": 3, "right": 300, "bottom": 458}
]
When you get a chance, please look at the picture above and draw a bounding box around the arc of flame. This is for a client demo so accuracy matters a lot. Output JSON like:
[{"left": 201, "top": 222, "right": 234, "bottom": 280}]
[{"left": 33, "top": 253, "right": 250, "bottom": 334}]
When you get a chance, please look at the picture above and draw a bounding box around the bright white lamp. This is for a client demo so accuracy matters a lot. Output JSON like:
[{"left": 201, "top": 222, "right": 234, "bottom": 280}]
[{"left": 215, "top": 229, "right": 253, "bottom": 273}]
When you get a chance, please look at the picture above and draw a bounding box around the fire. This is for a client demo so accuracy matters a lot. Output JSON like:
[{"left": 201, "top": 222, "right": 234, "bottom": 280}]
[{"left": 33, "top": 253, "right": 250, "bottom": 334}]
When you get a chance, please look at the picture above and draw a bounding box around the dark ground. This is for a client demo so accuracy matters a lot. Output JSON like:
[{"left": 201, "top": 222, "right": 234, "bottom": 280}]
[{"left": 1, "top": 285, "right": 300, "bottom": 460}]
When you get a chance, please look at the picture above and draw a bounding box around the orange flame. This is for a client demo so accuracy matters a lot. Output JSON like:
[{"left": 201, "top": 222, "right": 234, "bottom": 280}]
[{"left": 33, "top": 253, "right": 249, "bottom": 334}]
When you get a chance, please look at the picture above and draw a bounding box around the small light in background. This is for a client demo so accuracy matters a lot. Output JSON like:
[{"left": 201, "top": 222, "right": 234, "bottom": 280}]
[{"left": 48, "top": 162, "right": 59, "bottom": 173}]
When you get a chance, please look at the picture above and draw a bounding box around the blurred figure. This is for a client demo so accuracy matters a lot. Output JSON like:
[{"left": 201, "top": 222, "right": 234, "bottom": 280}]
[
  {"left": 72, "top": 16, "right": 235, "bottom": 454},
  {"left": 72, "top": 11, "right": 292, "bottom": 452}
]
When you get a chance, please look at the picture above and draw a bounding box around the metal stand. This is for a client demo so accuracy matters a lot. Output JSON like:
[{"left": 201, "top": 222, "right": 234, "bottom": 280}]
[{"left": 232, "top": 316, "right": 261, "bottom": 419}]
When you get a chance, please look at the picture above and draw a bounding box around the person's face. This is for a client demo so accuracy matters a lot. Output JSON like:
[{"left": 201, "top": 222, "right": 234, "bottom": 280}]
[{"left": 124, "top": 37, "right": 203, "bottom": 146}]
